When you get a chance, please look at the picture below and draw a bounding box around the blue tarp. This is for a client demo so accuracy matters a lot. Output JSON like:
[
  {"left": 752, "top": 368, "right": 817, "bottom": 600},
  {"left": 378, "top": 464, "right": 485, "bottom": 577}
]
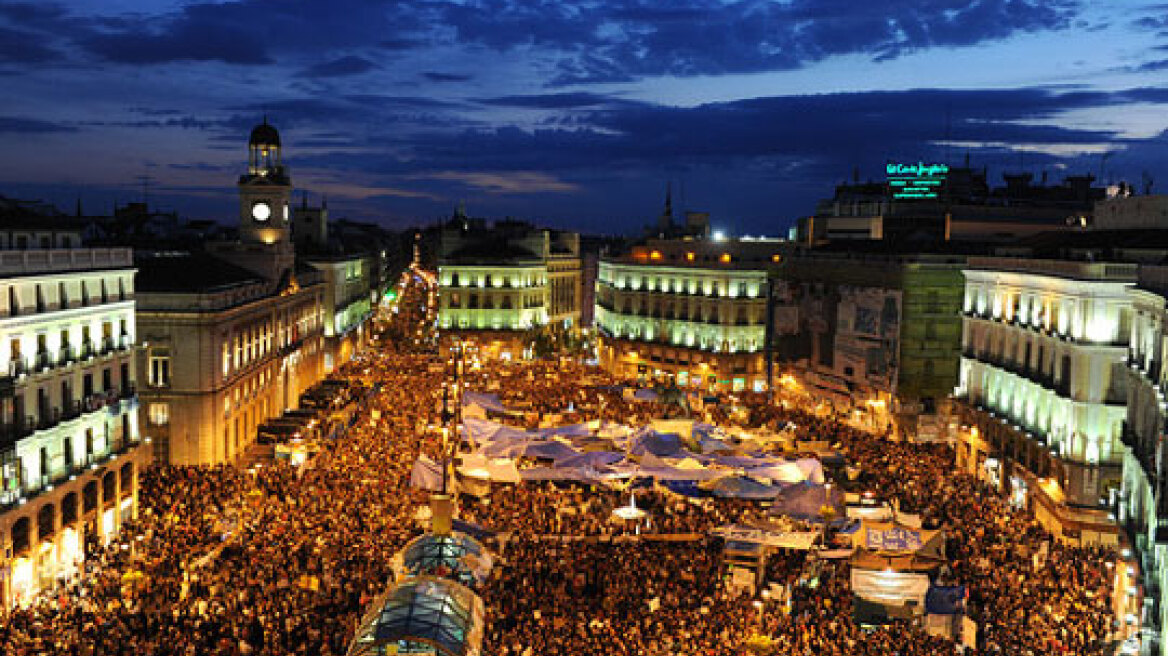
[
  {"left": 769, "top": 481, "right": 843, "bottom": 521},
  {"left": 707, "top": 475, "right": 783, "bottom": 500},
  {"left": 660, "top": 480, "right": 707, "bottom": 498},
  {"left": 409, "top": 456, "right": 445, "bottom": 491},
  {"left": 462, "top": 417, "right": 532, "bottom": 444},
  {"left": 925, "top": 586, "right": 966, "bottom": 615},
  {"left": 463, "top": 391, "right": 508, "bottom": 413},
  {"left": 482, "top": 439, "right": 580, "bottom": 461},
  {"left": 628, "top": 429, "right": 686, "bottom": 457},
  {"left": 538, "top": 423, "right": 593, "bottom": 438},
  {"left": 520, "top": 467, "right": 605, "bottom": 482},
  {"left": 632, "top": 388, "right": 659, "bottom": 402},
  {"left": 557, "top": 451, "right": 625, "bottom": 468}
]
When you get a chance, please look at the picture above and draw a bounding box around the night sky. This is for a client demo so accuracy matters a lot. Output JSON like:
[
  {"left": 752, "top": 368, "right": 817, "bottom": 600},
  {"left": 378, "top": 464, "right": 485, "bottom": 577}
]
[{"left": 2, "top": 0, "right": 1167, "bottom": 235}]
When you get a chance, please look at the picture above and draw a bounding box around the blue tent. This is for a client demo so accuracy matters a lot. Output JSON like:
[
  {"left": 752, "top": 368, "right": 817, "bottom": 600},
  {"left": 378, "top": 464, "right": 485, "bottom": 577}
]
[
  {"left": 483, "top": 440, "right": 580, "bottom": 461},
  {"left": 660, "top": 480, "right": 707, "bottom": 498},
  {"left": 557, "top": 451, "right": 625, "bottom": 469},
  {"left": 628, "top": 429, "right": 687, "bottom": 457},
  {"left": 538, "top": 423, "right": 592, "bottom": 438},
  {"left": 707, "top": 475, "right": 782, "bottom": 500},
  {"left": 769, "top": 481, "right": 843, "bottom": 521},
  {"left": 925, "top": 585, "right": 966, "bottom": 615}
]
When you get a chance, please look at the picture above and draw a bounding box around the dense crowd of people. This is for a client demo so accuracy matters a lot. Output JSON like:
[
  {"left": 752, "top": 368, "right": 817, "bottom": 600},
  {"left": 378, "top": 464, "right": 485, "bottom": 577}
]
[{"left": 0, "top": 272, "right": 1119, "bottom": 655}]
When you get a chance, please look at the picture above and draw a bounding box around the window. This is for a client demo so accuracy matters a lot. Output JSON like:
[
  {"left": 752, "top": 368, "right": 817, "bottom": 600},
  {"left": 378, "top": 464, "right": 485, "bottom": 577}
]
[
  {"left": 148, "top": 403, "right": 169, "bottom": 426},
  {"left": 149, "top": 354, "right": 171, "bottom": 387},
  {"left": 58, "top": 282, "right": 68, "bottom": 309}
]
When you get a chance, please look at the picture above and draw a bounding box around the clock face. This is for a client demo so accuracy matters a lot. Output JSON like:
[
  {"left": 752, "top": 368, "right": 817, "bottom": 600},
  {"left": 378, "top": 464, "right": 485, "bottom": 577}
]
[{"left": 252, "top": 201, "right": 271, "bottom": 221}]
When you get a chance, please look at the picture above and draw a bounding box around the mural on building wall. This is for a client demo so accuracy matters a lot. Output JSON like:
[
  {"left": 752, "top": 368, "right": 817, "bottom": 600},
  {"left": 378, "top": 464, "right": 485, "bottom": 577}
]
[{"left": 771, "top": 281, "right": 902, "bottom": 395}]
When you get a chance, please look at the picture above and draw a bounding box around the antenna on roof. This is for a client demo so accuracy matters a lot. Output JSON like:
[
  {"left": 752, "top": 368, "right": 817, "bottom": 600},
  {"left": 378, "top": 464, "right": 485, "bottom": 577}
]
[{"left": 134, "top": 175, "right": 155, "bottom": 210}]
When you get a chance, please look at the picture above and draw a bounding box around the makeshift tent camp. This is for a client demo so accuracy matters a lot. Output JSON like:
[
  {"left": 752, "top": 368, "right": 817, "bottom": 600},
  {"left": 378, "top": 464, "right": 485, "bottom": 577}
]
[
  {"left": 705, "top": 475, "right": 783, "bottom": 500},
  {"left": 925, "top": 585, "right": 966, "bottom": 615},
  {"left": 462, "top": 391, "right": 508, "bottom": 414},
  {"left": 769, "top": 481, "right": 843, "bottom": 522},
  {"left": 628, "top": 429, "right": 687, "bottom": 457},
  {"left": 456, "top": 454, "right": 521, "bottom": 484},
  {"left": 410, "top": 455, "right": 445, "bottom": 491},
  {"left": 538, "top": 423, "right": 593, "bottom": 438}
]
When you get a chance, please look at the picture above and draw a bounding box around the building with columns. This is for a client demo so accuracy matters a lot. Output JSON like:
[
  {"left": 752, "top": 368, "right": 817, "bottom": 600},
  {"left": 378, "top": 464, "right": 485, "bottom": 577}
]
[
  {"left": 437, "top": 215, "right": 580, "bottom": 359},
  {"left": 0, "top": 222, "right": 146, "bottom": 608},
  {"left": 954, "top": 255, "right": 1133, "bottom": 544},
  {"left": 595, "top": 237, "right": 784, "bottom": 392},
  {"left": 135, "top": 120, "right": 326, "bottom": 465}
]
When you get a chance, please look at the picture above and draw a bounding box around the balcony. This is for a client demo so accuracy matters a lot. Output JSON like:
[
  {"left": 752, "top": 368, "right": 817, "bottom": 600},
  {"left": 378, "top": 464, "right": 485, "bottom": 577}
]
[
  {"left": 0, "top": 416, "right": 34, "bottom": 444},
  {"left": 80, "top": 341, "right": 96, "bottom": 360},
  {"left": 8, "top": 357, "right": 28, "bottom": 378},
  {"left": 101, "top": 336, "right": 117, "bottom": 355},
  {"left": 57, "top": 345, "right": 76, "bottom": 367},
  {"left": 33, "top": 351, "right": 52, "bottom": 373}
]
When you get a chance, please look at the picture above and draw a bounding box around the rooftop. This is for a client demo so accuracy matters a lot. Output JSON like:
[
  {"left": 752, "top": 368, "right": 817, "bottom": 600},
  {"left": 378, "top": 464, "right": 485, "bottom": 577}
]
[{"left": 135, "top": 251, "right": 265, "bottom": 293}]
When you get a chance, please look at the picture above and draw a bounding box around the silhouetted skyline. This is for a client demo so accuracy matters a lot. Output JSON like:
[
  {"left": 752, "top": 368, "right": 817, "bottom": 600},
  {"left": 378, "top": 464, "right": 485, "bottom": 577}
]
[{"left": 1, "top": 0, "right": 1167, "bottom": 234}]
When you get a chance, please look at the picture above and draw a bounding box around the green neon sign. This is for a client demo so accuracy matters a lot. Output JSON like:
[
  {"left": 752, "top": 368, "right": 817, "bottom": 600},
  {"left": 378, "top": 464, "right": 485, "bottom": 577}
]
[{"left": 887, "top": 162, "right": 948, "bottom": 200}]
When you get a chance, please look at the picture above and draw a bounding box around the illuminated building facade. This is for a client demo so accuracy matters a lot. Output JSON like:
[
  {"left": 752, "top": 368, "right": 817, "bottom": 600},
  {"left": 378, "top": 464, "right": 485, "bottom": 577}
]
[
  {"left": 770, "top": 248, "right": 965, "bottom": 437},
  {"left": 135, "top": 120, "right": 326, "bottom": 465},
  {"left": 438, "top": 216, "right": 580, "bottom": 359},
  {"left": 1121, "top": 266, "right": 1168, "bottom": 653},
  {"left": 307, "top": 254, "right": 372, "bottom": 373},
  {"left": 595, "top": 238, "right": 784, "bottom": 391},
  {"left": 955, "top": 256, "right": 1132, "bottom": 544},
  {"left": 0, "top": 244, "right": 147, "bottom": 609}
]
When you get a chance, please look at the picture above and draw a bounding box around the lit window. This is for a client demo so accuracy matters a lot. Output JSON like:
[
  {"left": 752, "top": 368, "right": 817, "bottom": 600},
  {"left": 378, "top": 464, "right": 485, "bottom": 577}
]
[
  {"left": 148, "top": 354, "right": 170, "bottom": 386},
  {"left": 720, "top": 253, "right": 731, "bottom": 263},
  {"left": 650, "top": 250, "right": 662, "bottom": 261},
  {"left": 685, "top": 252, "right": 695, "bottom": 262},
  {"left": 148, "top": 403, "right": 169, "bottom": 425},
  {"left": 771, "top": 254, "right": 782, "bottom": 263}
]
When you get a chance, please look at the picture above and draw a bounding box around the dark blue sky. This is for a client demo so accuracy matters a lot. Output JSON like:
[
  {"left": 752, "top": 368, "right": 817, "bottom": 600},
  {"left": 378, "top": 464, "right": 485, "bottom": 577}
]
[{"left": 2, "top": 0, "right": 1167, "bottom": 235}]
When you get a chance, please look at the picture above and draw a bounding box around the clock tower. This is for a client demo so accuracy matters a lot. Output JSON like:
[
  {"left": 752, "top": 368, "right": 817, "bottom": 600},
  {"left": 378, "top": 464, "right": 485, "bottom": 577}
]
[{"left": 238, "top": 118, "right": 292, "bottom": 245}]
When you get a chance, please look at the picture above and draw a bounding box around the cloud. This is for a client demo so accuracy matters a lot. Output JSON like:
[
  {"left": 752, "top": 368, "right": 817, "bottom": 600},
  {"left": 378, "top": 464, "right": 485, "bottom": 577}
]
[
  {"left": 0, "top": 25, "right": 60, "bottom": 64},
  {"left": 66, "top": 1, "right": 431, "bottom": 66},
  {"left": 433, "top": 0, "right": 1080, "bottom": 84},
  {"left": 296, "top": 55, "right": 378, "bottom": 78},
  {"left": 422, "top": 170, "right": 580, "bottom": 194},
  {"left": 1136, "top": 59, "right": 1168, "bottom": 72},
  {"left": 477, "top": 92, "right": 633, "bottom": 109},
  {"left": 423, "top": 71, "right": 473, "bottom": 82},
  {"left": 0, "top": 116, "right": 77, "bottom": 133}
]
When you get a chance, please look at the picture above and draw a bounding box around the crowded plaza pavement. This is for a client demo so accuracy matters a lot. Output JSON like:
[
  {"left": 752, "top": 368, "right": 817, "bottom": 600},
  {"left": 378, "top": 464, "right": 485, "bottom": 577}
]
[{"left": 0, "top": 267, "right": 1119, "bottom": 656}]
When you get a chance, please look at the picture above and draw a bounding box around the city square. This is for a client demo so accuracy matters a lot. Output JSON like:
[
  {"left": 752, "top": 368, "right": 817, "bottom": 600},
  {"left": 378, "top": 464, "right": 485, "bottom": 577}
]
[
  {"left": 1, "top": 1, "right": 1167, "bottom": 654},
  {"left": 0, "top": 265, "right": 1125, "bottom": 654}
]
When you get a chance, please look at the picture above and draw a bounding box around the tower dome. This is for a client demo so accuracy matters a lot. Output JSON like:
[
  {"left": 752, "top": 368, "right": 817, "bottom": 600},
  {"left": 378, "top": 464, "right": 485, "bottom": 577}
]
[{"left": 249, "top": 118, "right": 281, "bottom": 148}]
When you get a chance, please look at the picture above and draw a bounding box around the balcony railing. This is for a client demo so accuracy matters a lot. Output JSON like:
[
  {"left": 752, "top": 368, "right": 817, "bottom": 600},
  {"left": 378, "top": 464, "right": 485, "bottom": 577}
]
[
  {"left": 80, "top": 341, "right": 96, "bottom": 360},
  {"left": 57, "top": 345, "right": 76, "bottom": 367}
]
